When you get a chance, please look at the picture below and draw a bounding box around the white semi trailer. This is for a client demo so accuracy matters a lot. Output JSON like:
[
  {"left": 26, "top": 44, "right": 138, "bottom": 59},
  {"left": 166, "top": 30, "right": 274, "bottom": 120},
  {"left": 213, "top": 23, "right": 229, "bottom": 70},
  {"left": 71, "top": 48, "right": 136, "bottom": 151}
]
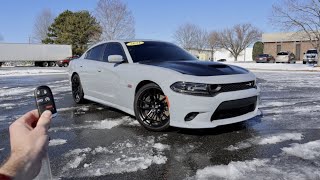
[{"left": 0, "top": 43, "right": 72, "bottom": 67}]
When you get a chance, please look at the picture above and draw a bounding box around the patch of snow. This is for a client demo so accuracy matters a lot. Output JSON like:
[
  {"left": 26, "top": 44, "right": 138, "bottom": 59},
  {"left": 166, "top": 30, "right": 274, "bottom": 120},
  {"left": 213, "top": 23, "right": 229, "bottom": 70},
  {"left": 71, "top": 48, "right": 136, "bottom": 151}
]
[
  {"left": 225, "top": 62, "right": 320, "bottom": 72},
  {"left": 194, "top": 159, "right": 269, "bottom": 180},
  {"left": 0, "top": 103, "right": 15, "bottom": 108},
  {"left": 96, "top": 107, "right": 104, "bottom": 110},
  {"left": 0, "top": 68, "right": 67, "bottom": 77},
  {"left": 259, "top": 101, "right": 294, "bottom": 108},
  {"left": 258, "top": 133, "right": 303, "bottom": 145},
  {"left": 226, "top": 133, "right": 303, "bottom": 151},
  {"left": 65, "top": 148, "right": 92, "bottom": 157},
  {"left": 57, "top": 106, "right": 89, "bottom": 112},
  {"left": 0, "top": 116, "right": 7, "bottom": 121},
  {"left": 153, "top": 143, "right": 170, "bottom": 151},
  {"left": 92, "top": 119, "right": 124, "bottom": 129},
  {"left": 83, "top": 163, "right": 91, "bottom": 168},
  {"left": 282, "top": 140, "right": 320, "bottom": 160},
  {"left": 67, "top": 154, "right": 86, "bottom": 169},
  {"left": 191, "top": 157, "right": 320, "bottom": 180},
  {"left": 91, "top": 146, "right": 113, "bottom": 155},
  {"left": 0, "top": 87, "right": 33, "bottom": 97},
  {"left": 61, "top": 136, "right": 169, "bottom": 177},
  {"left": 49, "top": 139, "right": 67, "bottom": 146}
]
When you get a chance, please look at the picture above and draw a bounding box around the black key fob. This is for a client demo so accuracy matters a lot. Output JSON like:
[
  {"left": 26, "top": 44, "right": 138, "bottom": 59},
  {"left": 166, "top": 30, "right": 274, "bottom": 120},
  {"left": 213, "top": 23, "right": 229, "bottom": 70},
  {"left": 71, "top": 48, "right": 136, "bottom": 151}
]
[{"left": 34, "top": 86, "right": 57, "bottom": 117}]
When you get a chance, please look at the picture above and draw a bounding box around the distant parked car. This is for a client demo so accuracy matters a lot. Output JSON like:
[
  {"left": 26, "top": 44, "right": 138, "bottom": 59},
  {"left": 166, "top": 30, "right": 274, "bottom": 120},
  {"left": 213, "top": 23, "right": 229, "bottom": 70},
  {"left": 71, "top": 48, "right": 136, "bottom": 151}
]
[
  {"left": 255, "top": 54, "right": 275, "bottom": 63},
  {"left": 57, "top": 55, "right": 79, "bottom": 67},
  {"left": 217, "top": 59, "right": 226, "bottom": 62},
  {"left": 275, "top": 51, "right": 296, "bottom": 63},
  {"left": 303, "top": 49, "right": 318, "bottom": 64}
]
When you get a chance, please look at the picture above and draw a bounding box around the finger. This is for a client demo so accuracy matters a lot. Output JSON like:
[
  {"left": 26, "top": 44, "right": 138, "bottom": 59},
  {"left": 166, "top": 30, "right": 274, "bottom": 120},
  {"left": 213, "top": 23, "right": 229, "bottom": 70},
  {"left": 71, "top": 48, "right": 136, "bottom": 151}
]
[
  {"left": 35, "top": 110, "right": 52, "bottom": 130},
  {"left": 16, "top": 110, "right": 39, "bottom": 127}
]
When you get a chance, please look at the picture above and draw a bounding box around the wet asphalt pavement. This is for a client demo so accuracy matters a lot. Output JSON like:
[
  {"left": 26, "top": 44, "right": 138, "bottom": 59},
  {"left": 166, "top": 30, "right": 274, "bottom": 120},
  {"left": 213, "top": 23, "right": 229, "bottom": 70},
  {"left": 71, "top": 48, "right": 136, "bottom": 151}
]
[{"left": 0, "top": 68, "right": 320, "bottom": 180}]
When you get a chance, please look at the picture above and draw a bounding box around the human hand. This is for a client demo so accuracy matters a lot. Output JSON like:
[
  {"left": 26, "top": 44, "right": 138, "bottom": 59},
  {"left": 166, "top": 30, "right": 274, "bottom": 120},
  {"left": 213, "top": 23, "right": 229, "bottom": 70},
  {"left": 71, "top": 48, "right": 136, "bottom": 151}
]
[{"left": 0, "top": 110, "right": 52, "bottom": 180}]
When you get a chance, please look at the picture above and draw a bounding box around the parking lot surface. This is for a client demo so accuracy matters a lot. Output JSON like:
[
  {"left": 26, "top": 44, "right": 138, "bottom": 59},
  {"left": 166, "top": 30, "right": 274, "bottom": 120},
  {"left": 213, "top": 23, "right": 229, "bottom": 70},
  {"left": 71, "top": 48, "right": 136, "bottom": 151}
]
[{"left": 1, "top": 68, "right": 320, "bottom": 179}]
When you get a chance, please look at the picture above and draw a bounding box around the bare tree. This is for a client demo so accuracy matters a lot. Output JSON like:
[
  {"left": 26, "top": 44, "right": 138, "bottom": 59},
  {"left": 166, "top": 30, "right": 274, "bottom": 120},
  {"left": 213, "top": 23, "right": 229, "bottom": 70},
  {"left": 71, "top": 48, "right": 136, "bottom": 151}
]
[
  {"left": 95, "top": 0, "right": 135, "bottom": 40},
  {"left": 271, "top": 0, "right": 320, "bottom": 64},
  {"left": 32, "top": 9, "right": 55, "bottom": 43},
  {"left": 173, "top": 23, "right": 199, "bottom": 51},
  {"left": 208, "top": 31, "right": 219, "bottom": 61},
  {"left": 217, "top": 24, "right": 261, "bottom": 61},
  {"left": 194, "top": 28, "right": 208, "bottom": 54}
]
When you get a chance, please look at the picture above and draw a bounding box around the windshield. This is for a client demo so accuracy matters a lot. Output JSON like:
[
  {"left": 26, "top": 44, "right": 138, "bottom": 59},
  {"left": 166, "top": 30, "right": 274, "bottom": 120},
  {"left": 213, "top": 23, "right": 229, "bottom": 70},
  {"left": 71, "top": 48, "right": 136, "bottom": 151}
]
[
  {"left": 258, "top": 54, "right": 268, "bottom": 57},
  {"left": 306, "top": 50, "right": 318, "bottom": 54},
  {"left": 277, "top": 52, "right": 288, "bottom": 56},
  {"left": 125, "top": 41, "right": 197, "bottom": 62}
]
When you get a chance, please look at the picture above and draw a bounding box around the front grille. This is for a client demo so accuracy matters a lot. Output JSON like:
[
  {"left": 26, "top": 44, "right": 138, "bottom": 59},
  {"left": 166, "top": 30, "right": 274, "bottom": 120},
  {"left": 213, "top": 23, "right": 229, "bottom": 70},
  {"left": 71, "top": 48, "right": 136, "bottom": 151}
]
[
  {"left": 209, "top": 81, "right": 255, "bottom": 94},
  {"left": 211, "top": 96, "right": 257, "bottom": 121}
]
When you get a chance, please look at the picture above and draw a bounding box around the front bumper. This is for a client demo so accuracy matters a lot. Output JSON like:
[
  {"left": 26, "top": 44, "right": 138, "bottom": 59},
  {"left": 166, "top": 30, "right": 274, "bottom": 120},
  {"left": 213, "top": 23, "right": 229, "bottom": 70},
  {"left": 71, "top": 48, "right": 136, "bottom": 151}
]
[
  {"left": 167, "top": 87, "right": 260, "bottom": 129},
  {"left": 303, "top": 58, "right": 317, "bottom": 63}
]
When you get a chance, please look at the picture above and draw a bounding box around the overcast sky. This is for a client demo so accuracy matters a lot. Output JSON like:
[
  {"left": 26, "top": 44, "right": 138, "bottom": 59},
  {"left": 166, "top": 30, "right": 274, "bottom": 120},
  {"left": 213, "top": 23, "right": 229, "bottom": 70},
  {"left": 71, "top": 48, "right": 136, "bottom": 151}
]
[{"left": 0, "top": 0, "right": 279, "bottom": 43}]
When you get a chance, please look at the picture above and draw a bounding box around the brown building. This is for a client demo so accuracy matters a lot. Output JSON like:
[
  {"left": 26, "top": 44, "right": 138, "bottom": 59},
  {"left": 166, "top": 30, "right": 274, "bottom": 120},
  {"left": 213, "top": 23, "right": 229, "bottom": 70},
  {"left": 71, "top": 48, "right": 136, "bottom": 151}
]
[{"left": 262, "top": 32, "right": 316, "bottom": 61}]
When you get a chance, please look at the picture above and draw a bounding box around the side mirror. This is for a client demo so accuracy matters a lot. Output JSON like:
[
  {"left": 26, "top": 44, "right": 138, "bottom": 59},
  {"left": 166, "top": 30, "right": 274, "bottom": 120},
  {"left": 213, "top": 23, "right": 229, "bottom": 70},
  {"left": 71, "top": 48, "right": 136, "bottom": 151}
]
[{"left": 108, "top": 55, "right": 123, "bottom": 63}]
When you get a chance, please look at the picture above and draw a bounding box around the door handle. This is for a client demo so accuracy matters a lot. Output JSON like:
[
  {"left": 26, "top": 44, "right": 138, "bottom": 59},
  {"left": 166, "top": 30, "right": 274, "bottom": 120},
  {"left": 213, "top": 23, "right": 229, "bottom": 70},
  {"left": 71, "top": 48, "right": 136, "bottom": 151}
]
[
  {"left": 80, "top": 65, "right": 83, "bottom": 67},
  {"left": 98, "top": 70, "right": 101, "bottom": 72}
]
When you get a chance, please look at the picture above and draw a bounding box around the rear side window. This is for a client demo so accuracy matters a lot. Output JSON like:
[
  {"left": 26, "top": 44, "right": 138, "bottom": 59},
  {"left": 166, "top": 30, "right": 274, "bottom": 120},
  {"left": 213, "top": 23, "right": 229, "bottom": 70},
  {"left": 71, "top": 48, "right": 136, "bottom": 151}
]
[
  {"left": 258, "top": 54, "right": 268, "bottom": 57},
  {"left": 86, "top": 44, "right": 105, "bottom": 61},
  {"left": 103, "top": 43, "right": 127, "bottom": 62},
  {"left": 277, "top": 52, "right": 288, "bottom": 55}
]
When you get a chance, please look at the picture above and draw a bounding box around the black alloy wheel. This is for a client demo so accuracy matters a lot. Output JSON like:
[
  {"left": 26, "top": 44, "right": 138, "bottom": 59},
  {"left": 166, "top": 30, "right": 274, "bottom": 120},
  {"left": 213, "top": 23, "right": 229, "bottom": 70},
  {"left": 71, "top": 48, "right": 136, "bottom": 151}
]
[
  {"left": 71, "top": 74, "right": 85, "bottom": 103},
  {"left": 134, "top": 83, "right": 170, "bottom": 131}
]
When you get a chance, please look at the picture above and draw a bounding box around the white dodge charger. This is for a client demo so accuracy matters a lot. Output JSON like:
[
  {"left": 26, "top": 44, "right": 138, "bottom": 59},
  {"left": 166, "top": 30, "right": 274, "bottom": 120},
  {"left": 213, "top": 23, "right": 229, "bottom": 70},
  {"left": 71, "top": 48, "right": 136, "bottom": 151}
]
[{"left": 68, "top": 40, "right": 260, "bottom": 131}]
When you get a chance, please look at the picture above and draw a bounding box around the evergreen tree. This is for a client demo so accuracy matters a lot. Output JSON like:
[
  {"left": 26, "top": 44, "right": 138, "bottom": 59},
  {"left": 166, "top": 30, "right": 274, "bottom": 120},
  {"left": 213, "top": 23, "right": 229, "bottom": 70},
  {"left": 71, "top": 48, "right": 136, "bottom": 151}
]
[
  {"left": 43, "top": 10, "right": 101, "bottom": 55},
  {"left": 252, "top": 41, "right": 264, "bottom": 60}
]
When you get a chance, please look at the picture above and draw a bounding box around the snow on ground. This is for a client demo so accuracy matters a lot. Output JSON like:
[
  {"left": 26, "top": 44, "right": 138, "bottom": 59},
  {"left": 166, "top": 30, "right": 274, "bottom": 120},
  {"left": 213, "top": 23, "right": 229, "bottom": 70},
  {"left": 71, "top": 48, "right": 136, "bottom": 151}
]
[
  {"left": 60, "top": 136, "right": 169, "bottom": 177},
  {"left": 0, "top": 86, "right": 34, "bottom": 97},
  {"left": 49, "top": 139, "right": 67, "bottom": 146},
  {"left": 152, "top": 143, "right": 170, "bottom": 151},
  {"left": 57, "top": 106, "right": 89, "bottom": 112},
  {"left": 224, "top": 62, "right": 320, "bottom": 72},
  {"left": 226, "top": 133, "right": 303, "bottom": 151},
  {"left": 191, "top": 157, "right": 320, "bottom": 180},
  {"left": 194, "top": 159, "right": 269, "bottom": 180},
  {"left": 0, "top": 116, "right": 7, "bottom": 121},
  {"left": 0, "top": 68, "right": 67, "bottom": 76},
  {"left": 282, "top": 140, "right": 320, "bottom": 160},
  {"left": 92, "top": 119, "right": 124, "bottom": 129},
  {"left": 50, "top": 116, "right": 140, "bottom": 132}
]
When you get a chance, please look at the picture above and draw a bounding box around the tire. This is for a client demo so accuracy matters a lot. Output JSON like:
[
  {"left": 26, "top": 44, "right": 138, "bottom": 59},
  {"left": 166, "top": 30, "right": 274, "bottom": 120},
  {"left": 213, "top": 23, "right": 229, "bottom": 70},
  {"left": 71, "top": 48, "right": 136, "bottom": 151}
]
[
  {"left": 49, "top": 62, "right": 56, "bottom": 67},
  {"left": 303, "top": 61, "right": 306, "bottom": 64},
  {"left": 71, "top": 74, "right": 85, "bottom": 104},
  {"left": 42, "top": 62, "right": 49, "bottom": 67},
  {"left": 134, "top": 83, "right": 170, "bottom": 131},
  {"left": 63, "top": 63, "right": 68, "bottom": 67}
]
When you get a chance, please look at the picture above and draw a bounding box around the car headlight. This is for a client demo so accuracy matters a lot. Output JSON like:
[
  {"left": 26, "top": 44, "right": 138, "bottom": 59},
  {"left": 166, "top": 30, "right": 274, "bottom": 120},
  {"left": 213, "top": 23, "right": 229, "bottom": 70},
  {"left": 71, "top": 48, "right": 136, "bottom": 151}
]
[{"left": 170, "top": 82, "right": 217, "bottom": 96}]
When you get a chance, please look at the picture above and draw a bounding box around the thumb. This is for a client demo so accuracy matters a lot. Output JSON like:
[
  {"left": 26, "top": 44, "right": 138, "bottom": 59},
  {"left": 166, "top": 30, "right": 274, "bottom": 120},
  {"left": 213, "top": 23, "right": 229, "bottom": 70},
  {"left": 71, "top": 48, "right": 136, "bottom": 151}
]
[{"left": 36, "top": 110, "right": 52, "bottom": 130}]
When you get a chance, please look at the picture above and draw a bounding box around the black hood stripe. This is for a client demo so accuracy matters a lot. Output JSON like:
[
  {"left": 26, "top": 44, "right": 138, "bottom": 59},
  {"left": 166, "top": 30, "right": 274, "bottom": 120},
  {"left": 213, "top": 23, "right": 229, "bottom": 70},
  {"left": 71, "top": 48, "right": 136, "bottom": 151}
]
[{"left": 139, "top": 60, "right": 248, "bottom": 76}]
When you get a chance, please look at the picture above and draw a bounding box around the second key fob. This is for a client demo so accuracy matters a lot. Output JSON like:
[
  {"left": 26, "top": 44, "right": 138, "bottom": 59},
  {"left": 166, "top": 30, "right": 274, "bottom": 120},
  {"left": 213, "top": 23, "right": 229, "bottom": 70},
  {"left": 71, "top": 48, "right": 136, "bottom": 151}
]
[{"left": 34, "top": 86, "right": 57, "bottom": 117}]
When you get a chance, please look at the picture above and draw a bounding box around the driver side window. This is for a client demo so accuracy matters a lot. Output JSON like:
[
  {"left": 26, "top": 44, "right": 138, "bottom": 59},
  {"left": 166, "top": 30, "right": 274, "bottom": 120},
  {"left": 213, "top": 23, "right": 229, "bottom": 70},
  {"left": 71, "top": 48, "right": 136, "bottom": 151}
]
[{"left": 103, "top": 43, "right": 127, "bottom": 62}]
